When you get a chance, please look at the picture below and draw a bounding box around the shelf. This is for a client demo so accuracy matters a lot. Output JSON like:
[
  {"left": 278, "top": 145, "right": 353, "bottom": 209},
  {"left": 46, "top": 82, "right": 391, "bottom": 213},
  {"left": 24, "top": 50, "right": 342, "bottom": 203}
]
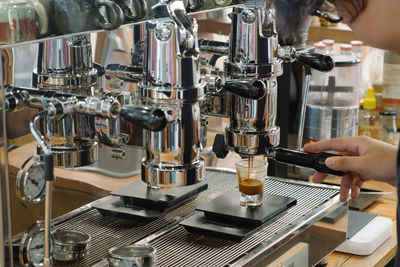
[{"left": 308, "top": 23, "right": 360, "bottom": 44}]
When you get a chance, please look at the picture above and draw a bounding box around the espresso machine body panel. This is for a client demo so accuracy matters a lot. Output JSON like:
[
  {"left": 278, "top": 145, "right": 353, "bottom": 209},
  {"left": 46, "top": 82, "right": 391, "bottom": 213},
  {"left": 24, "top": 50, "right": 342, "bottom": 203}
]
[
  {"left": 139, "top": 16, "right": 205, "bottom": 187},
  {"left": 223, "top": 5, "right": 282, "bottom": 156}
]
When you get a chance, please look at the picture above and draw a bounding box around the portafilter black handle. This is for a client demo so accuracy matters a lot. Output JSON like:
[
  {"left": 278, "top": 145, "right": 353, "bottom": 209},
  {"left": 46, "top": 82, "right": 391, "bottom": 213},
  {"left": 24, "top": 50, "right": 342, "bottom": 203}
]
[
  {"left": 266, "top": 147, "right": 345, "bottom": 177},
  {"left": 223, "top": 79, "right": 266, "bottom": 100},
  {"left": 120, "top": 105, "right": 167, "bottom": 131},
  {"left": 297, "top": 52, "right": 335, "bottom": 72}
]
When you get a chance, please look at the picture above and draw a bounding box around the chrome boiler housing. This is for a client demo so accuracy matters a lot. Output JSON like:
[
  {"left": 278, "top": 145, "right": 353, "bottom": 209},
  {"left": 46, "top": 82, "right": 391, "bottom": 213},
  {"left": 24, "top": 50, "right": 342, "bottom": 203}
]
[
  {"left": 224, "top": 3, "right": 282, "bottom": 156},
  {"left": 138, "top": 8, "right": 205, "bottom": 187}
]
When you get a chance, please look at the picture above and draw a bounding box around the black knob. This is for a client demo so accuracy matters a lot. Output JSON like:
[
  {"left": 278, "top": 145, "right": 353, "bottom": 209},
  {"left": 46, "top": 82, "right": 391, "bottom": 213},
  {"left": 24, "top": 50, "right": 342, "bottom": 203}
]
[
  {"left": 93, "top": 63, "right": 105, "bottom": 76},
  {"left": 120, "top": 106, "right": 167, "bottom": 131},
  {"left": 297, "top": 52, "right": 335, "bottom": 72},
  {"left": 212, "top": 134, "right": 229, "bottom": 159},
  {"left": 223, "top": 79, "right": 266, "bottom": 99}
]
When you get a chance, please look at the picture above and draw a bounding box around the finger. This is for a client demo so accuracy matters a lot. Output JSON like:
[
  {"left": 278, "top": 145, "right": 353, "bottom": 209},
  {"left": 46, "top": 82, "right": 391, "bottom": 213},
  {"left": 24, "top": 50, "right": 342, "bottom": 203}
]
[
  {"left": 312, "top": 172, "right": 328, "bottom": 183},
  {"left": 353, "top": 176, "right": 364, "bottom": 188},
  {"left": 339, "top": 173, "right": 354, "bottom": 202},
  {"left": 325, "top": 155, "right": 363, "bottom": 173},
  {"left": 350, "top": 176, "right": 364, "bottom": 199},
  {"left": 304, "top": 137, "right": 361, "bottom": 154},
  {"left": 350, "top": 184, "right": 361, "bottom": 199}
]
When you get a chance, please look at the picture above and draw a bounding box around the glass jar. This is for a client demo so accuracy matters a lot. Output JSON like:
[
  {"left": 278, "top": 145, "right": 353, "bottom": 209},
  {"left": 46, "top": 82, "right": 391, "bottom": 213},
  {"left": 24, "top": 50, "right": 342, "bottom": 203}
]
[
  {"left": 305, "top": 54, "right": 361, "bottom": 141},
  {"left": 379, "top": 111, "right": 399, "bottom": 146}
]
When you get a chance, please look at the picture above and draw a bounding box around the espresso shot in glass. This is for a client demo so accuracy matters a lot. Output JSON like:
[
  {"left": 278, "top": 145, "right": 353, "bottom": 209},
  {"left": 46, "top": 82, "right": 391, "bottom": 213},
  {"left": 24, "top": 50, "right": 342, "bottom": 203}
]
[{"left": 235, "top": 158, "right": 267, "bottom": 207}]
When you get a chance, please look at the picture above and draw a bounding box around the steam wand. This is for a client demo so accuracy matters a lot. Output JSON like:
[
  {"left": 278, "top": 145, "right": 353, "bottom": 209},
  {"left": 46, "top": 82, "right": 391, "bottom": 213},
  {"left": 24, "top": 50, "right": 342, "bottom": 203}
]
[{"left": 29, "top": 111, "right": 53, "bottom": 267}]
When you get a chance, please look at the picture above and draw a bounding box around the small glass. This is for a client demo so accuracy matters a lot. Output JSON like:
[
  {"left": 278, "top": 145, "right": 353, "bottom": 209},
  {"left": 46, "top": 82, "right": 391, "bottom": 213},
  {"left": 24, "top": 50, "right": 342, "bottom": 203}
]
[{"left": 235, "top": 158, "right": 268, "bottom": 207}]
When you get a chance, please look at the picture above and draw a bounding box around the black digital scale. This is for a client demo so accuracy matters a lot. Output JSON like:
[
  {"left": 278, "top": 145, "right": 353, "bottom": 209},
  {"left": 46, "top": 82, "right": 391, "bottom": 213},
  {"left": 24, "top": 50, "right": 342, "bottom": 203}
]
[
  {"left": 93, "top": 181, "right": 296, "bottom": 241},
  {"left": 180, "top": 189, "right": 296, "bottom": 241},
  {"left": 93, "top": 181, "right": 208, "bottom": 221}
]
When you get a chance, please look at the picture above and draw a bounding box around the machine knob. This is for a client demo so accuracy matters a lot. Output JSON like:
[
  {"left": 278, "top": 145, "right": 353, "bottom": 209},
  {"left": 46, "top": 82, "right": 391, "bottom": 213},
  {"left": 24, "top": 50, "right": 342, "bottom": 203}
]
[
  {"left": 297, "top": 52, "right": 335, "bottom": 72},
  {"left": 223, "top": 79, "right": 266, "bottom": 100},
  {"left": 120, "top": 105, "right": 168, "bottom": 131},
  {"left": 212, "top": 134, "right": 229, "bottom": 159}
]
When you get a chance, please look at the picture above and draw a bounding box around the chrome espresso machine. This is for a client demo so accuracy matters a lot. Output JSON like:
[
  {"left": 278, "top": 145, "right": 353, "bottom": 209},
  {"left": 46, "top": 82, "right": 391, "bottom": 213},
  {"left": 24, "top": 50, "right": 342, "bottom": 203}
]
[{"left": 0, "top": 0, "right": 348, "bottom": 266}]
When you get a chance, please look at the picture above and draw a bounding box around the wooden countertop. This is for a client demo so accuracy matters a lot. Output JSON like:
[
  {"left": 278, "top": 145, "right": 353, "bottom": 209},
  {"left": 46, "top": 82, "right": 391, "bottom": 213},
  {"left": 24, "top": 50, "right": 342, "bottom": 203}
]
[
  {"left": 327, "top": 178, "right": 398, "bottom": 266},
  {"left": 7, "top": 142, "right": 398, "bottom": 265},
  {"left": 7, "top": 142, "right": 140, "bottom": 197}
]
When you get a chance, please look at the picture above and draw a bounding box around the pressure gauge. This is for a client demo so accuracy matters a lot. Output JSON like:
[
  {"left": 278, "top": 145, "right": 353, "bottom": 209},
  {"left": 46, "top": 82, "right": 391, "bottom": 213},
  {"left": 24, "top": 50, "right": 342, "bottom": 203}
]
[
  {"left": 16, "top": 156, "right": 46, "bottom": 204},
  {"left": 19, "top": 221, "right": 54, "bottom": 266}
]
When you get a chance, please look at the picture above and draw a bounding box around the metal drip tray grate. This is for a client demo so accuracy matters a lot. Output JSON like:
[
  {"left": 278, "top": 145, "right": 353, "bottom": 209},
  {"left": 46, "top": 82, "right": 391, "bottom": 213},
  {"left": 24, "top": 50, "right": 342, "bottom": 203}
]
[{"left": 52, "top": 168, "right": 339, "bottom": 267}]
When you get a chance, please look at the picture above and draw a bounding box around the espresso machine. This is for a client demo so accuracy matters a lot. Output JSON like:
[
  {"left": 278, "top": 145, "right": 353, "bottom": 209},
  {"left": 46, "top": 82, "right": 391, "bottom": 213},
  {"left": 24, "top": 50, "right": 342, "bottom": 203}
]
[{"left": 0, "top": 0, "right": 349, "bottom": 266}]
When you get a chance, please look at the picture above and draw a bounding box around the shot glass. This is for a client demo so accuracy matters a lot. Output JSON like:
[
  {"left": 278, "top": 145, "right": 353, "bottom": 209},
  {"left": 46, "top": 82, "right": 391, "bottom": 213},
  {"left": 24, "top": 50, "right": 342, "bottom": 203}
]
[
  {"left": 235, "top": 158, "right": 267, "bottom": 207},
  {"left": 108, "top": 244, "right": 156, "bottom": 267}
]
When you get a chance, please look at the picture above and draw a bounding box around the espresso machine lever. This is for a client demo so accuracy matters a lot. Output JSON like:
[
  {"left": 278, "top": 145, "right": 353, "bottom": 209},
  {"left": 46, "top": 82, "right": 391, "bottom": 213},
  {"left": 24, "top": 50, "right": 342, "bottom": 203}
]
[
  {"left": 119, "top": 105, "right": 168, "bottom": 131},
  {"left": 222, "top": 79, "right": 267, "bottom": 100},
  {"left": 104, "top": 63, "right": 143, "bottom": 83},
  {"left": 266, "top": 147, "right": 345, "bottom": 177},
  {"left": 278, "top": 46, "right": 335, "bottom": 72}
]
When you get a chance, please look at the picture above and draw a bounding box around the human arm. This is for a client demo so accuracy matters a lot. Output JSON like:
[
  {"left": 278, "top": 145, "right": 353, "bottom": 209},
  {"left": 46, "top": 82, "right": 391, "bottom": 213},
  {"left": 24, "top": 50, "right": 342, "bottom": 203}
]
[
  {"left": 303, "top": 136, "right": 397, "bottom": 201},
  {"left": 330, "top": 0, "right": 400, "bottom": 54}
]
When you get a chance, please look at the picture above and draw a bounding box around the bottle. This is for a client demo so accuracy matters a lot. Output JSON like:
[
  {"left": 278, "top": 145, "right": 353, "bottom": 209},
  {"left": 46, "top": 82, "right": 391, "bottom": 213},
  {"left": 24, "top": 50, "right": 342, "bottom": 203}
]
[
  {"left": 313, "top": 42, "right": 326, "bottom": 54},
  {"left": 340, "top": 44, "right": 353, "bottom": 56},
  {"left": 322, "top": 39, "right": 334, "bottom": 56},
  {"left": 311, "top": 42, "right": 328, "bottom": 87},
  {"left": 359, "top": 87, "right": 380, "bottom": 139},
  {"left": 351, "top": 40, "right": 363, "bottom": 61},
  {"left": 382, "top": 51, "right": 400, "bottom": 129},
  {"left": 373, "top": 82, "right": 383, "bottom": 111},
  {"left": 379, "top": 111, "right": 399, "bottom": 145}
]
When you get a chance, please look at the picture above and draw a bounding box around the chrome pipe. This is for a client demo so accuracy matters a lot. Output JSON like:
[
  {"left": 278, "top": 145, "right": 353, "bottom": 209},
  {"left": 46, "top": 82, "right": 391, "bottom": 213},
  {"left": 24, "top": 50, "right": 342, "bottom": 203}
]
[
  {"left": 30, "top": 111, "right": 52, "bottom": 155},
  {"left": 43, "top": 180, "right": 53, "bottom": 267}
]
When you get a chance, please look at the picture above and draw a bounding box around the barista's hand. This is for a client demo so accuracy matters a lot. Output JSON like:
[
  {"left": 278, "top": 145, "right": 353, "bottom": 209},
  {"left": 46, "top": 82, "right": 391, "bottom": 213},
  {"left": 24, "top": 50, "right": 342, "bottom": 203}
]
[{"left": 304, "top": 136, "right": 397, "bottom": 202}]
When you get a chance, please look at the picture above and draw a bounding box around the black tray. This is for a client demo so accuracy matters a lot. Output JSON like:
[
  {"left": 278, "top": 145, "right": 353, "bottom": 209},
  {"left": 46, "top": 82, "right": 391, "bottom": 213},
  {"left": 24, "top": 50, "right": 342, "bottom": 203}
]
[
  {"left": 92, "top": 196, "right": 160, "bottom": 222},
  {"left": 180, "top": 189, "right": 297, "bottom": 241},
  {"left": 197, "top": 189, "right": 296, "bottom": 227},
  {"left": 111, "top": 181, "right": 208, "bottom": 210}
]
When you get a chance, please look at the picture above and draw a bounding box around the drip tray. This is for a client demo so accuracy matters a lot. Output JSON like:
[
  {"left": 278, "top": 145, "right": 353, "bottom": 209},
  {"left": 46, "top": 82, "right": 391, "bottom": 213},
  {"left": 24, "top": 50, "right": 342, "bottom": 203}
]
[
  {"left": 180, "top": 189, "right": 296, "bottom": 241},
  {"left": 93, "top": 181, "right": 208, "bottom": 221}
]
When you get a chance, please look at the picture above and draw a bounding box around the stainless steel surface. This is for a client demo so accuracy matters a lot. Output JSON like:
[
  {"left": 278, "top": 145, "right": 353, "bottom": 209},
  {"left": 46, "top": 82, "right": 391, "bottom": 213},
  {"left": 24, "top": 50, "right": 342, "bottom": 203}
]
[
  {"left": 0, "top": 1, "right": 301, "bottom": 266},
  {"left": 225, "top": 6, "right": 282, "bottom": 79},
  {"left": 49, "top": 168, "right": 343, "bottom": 267},
  {"left": 74, "top": 146, "right": 144, "bottom": 178},
  {"left": 137, "top": 8, "right": 206, "bottom": 187},
  {"left": 44, "top": 180, "right": 53, "bottom": 266},
  {"left": 226, "top": 77, "right": 280, "bottom": 155},
  {"left": 142, "top": 158, "right": 205, "bottom": 187},
  {"left": 214, "top": 4, "right": 283, "bottom": 156},
  {"left": 226, "top": 126, "right": 280, "bottom": 155},
  {"left": 30, "top": 111, "right": 52, "bottom": 155},
  {"left": 304, "top": 104, "right": 359, "bottom": 141},
  {"left": 33, "top": 34, "right": 98, "bottom": 95},
  {"left": 53, "top": 229, "right": 91, "bottom": 262},
  {"left": 50, "top": 145, "right": 98, "bottom": 168},
  {"left": 108, "top": 245, "right": 156, "bottom": 267}
]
